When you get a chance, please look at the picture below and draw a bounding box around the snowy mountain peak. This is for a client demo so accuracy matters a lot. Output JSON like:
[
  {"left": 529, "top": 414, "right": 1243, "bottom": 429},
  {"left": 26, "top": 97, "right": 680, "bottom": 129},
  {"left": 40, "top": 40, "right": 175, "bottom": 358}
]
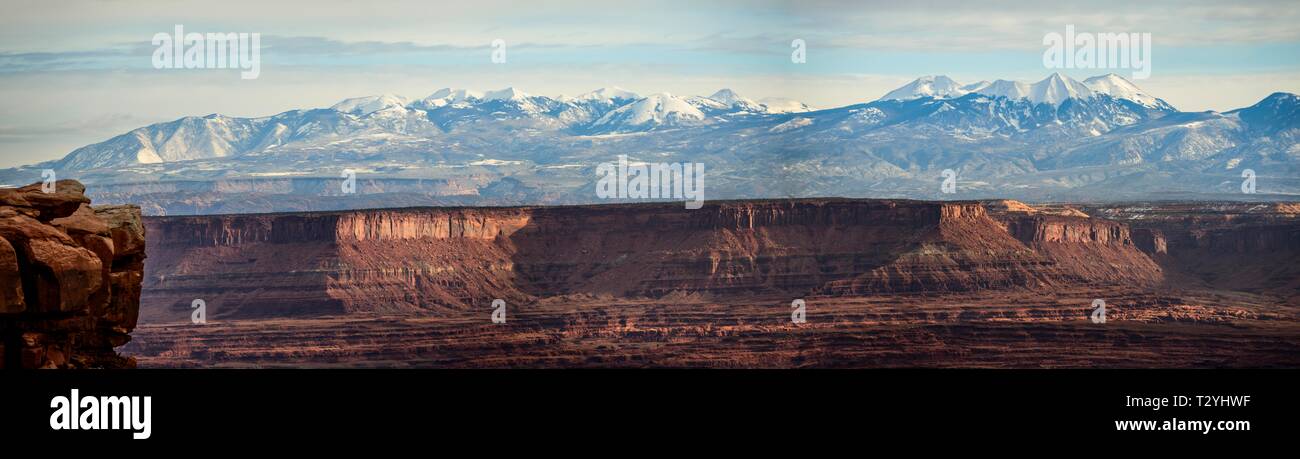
[
  {"left": 330, "top": 94, "right": 410, "bottom": 115},
  {"left": 973, "top": 79, "right": 1031, "bottom": 101},
  {"left": 479, "top": 87, "right": 561, "bottom": 117},
  {"left": 574, "top": 86, "right": 640, "bottom": 101},
  {"left": 1269, "top": 92, "right": 1300, "bottom": 102},
  {"left": 1248, "top": 92, "right": 1300, "bottom": 116},
  {"left": 590, "top": 92, "right": 706, "bottom": 132},
  {"left": 410, "top": 88, "right": 482, "bottom": 109},
  {"left": 1227, "top": 92, "right": 1300, "bottom": 133},
  {"left": 1257, "top": 92, "right": 1300, "bottom": 111},
  {"left": 881, "top": 73, "right": 1168, "bottom": 107},
  {"left": 429, "top": 88, "right": 481, "bottom": 101},
  {"left": 1028, "top": 72, "right": 1094, "bottom": 105},
  {"left": 758, "top": 97, "right": 814, "bottom": 113},
  {"left": 1083, "top": 74, "right": 1166, "bottom": 108},
  {"left": 703, "top": 88, "right": 766, "bottom": 112},
  {"left": 1083, "top": 73, "right": 1139, "bottom": 94},
  {"left": 708, "top": 88, "right": 751, "bottom": 105},
  {"left": 483, "top": 87, "right": 530, "bottom": 101},
  {"left": 881, "top": 75, "right": 967, "bottom": 100}
]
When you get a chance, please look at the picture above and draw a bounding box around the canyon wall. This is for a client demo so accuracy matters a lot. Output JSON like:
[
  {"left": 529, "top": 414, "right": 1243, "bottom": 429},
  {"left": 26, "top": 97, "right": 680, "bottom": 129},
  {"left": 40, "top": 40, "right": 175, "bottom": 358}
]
[
  {"left": 1083, "top": 202, "right": 1300, "bottom": 304},
  {"left": 142, "top": 199, "right": 1166, "bottom": 321},
  {"left": 986, "top": 202, "right": 1165, "bottom": 289},
  {"left": 0, "top": 180, "right": 145, "bottom": 368}
]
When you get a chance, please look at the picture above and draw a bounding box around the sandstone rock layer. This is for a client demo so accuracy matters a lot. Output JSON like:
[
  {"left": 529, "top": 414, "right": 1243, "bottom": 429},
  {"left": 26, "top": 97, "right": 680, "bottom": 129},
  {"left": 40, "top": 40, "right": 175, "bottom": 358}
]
[
  {"left": 141, "top": 199, "right": 1164, "bottom": 321},
  {"left": 126, "top": 199, "right": 1300, "bottom": 368},
  {"left": 0, "top": 181, "right": 145, "bottom": 369}
]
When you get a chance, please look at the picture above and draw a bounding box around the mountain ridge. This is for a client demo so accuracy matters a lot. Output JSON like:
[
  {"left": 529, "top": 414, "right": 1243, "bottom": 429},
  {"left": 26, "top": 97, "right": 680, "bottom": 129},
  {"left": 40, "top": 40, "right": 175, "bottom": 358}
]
[
  {"left": 43, "top": 74, "right": 1191, "bottom": 170},
  {"left": 881, "top": 73, "right": 1176, "bottom": 110},
  {"left": 2, "top": 74, "right": 1297, "bottom": 213}
]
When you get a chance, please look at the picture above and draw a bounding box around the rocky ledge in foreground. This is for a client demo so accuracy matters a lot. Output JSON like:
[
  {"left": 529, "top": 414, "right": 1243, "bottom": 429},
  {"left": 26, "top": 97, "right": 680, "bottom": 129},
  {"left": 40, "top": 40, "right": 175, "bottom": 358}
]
[{"left": 1, "top": 180, "right": 145, "bottom": 369}]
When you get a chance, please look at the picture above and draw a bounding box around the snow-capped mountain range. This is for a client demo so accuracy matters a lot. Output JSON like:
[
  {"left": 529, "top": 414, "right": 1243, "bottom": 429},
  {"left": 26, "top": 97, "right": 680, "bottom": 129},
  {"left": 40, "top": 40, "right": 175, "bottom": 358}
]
[
  {"left": 50, "top": 73, "right": 1176, "bottom": 170},
  {"left": 3, "top": 73, "right": 1296, "bottom": 214},
  {"left": 46, "top": 85, "right": 824, "bottom": 171},
  {"left": 882, "top": 73, "right": 1174, "bottom": 110}
]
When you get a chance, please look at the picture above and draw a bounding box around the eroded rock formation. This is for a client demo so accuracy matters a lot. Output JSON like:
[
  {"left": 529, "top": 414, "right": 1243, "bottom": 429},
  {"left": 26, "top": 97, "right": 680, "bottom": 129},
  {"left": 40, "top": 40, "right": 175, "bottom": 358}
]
[
  {"left": 1082, "top": 202, "right": 1300, "bottom": 304},
  {"left": 125, "top": 199, "right": 1300, "bottom": 368},
  {"left": 141, "top": 199, "right": 1165, "bottom": 321},
  {"left": 0, "top": 180, "right": 145, "bottom": 368}
]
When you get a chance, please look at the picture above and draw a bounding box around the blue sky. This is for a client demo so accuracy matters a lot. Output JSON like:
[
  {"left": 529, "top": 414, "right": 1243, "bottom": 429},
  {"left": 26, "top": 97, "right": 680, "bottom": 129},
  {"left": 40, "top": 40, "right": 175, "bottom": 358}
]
[{"left": 1, "top": 0, "right": 1299, "bottom": 167}]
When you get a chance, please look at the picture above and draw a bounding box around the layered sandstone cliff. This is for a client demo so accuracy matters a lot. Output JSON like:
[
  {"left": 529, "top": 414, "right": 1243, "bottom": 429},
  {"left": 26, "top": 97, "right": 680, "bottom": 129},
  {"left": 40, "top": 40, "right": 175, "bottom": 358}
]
[
  {"left": 0, "top": 180, "right": 145, "bottom": 368},
  {"left": 1082, "top": 202, "right": 1300, "bottom": 304},
  {"left": 985, "top": 200, "right": 1164, "bottom": 288},
  {"left": 142, "top": 199, "right": 1166, "bottom": 321}
]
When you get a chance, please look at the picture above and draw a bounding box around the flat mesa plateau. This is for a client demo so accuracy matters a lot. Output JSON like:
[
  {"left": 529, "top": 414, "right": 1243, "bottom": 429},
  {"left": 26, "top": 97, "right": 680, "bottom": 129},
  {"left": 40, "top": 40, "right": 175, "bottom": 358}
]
[{"left": 121, "top": 198, "right": 1300, "bottom": 368}]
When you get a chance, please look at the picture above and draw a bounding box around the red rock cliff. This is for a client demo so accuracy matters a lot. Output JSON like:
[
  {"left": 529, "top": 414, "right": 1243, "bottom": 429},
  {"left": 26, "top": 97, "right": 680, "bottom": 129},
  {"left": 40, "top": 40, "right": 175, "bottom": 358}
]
[
  {"left": 1082, "top": 202, "right": 1300, "bottom": 303},
  {"left": 142, "top": 199, "right": 1163, "bottom": 321},
  {"left": 984, "top": 201, "right": 1164, "bottom": 288},
  {"left": 1, "top": 180, "right": 145, "bottom": 368}
]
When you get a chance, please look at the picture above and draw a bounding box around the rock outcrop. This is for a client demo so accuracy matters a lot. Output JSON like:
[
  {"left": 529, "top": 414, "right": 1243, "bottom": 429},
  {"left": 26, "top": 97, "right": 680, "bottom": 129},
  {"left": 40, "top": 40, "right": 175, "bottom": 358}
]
[
  {"left": 0, "top": 180, "right": 145, "bottom": 368},
  {"left": 142, "top": 199, "right": 1165, "bottom": 321},
  {"left": 986, "top": 201, "right": 1164, "bottom": 288}
]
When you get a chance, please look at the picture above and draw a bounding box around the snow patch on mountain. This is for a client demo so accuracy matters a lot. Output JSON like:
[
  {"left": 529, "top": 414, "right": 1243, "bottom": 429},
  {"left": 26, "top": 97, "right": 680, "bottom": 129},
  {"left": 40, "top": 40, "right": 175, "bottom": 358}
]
[
  {"left": 409, "top": 88, "right": 482, "bottom": 109},
  {"left": 880, "top": 73, "right": 1173, "bottom": 108},
  {"left": 770, "top": 117, "right": 812, "bottom": 133},
  {"left": 483, "top": 87, "right": 530, "bottom": 101},
  {"left": 758, "top": 97, "right": 814, "bottom": 113},
  {"left": 331, "top": 95, "right": 409, "bottom": 115},
  {"left": 590, "top": 93, "right": 706, "bottom": 132},
  {"left": 1028, "top": 73, "right": 1095, "bottom": 105},
  {"left": 881, "top": 75, "right": 968, "bottom": 100},
  {"left": 975, "top": 79, "right": 1033, "bottom": 102},
  {"left": 707, "top": 89, "right": 765, "bottom": 112},
  {"left": 1084, "top": 74, "right": 1165, "bottom": 108},
  {"left": 960, "top": 81, "right": 993, "bottom": 93}
]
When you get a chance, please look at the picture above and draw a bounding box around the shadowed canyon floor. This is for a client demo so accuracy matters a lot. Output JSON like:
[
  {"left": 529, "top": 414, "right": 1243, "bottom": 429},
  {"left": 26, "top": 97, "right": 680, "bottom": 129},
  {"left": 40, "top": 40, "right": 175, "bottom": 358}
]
[{"left": 121, "top": 199, "right": 1300, "bottom": 368}]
